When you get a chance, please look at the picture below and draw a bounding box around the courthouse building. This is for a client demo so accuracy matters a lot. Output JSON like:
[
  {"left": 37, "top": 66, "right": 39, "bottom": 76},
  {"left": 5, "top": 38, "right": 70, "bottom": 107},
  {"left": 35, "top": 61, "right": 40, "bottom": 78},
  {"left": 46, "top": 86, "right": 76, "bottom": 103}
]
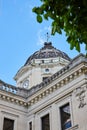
[{"left": 0, "top": 42, "right": 87, "bottom": 130}]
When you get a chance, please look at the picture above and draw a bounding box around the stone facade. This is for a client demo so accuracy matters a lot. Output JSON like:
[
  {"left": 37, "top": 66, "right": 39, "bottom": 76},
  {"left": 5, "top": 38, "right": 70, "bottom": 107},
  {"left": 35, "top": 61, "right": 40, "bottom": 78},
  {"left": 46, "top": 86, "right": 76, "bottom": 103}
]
[{"left": 0, "top": 43, "right": 87, "bottom": 130}]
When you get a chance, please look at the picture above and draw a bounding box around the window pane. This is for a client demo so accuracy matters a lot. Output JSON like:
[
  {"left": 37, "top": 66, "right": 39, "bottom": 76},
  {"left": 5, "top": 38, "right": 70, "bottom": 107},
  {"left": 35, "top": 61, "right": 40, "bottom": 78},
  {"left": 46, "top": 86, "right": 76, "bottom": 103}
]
[
  {"left": 29, "top": 122, "right": 32, "bottom": 130},
  {"left": 60, "top": 103, "right": 71, "bottom": 130},
  {"left": 41, "top": 114, "right": 50, "bottom": 130},
  {"left": 3, "top": 118, "right": 14, "bottom": 130}
]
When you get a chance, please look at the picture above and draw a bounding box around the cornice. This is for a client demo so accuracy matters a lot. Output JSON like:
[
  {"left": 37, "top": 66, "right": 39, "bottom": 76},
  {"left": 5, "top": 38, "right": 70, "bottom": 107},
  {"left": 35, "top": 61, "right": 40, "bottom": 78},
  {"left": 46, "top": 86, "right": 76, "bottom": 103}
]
[
  {"left": 0, "top": 65, "right": 87, "bottom": 108},
  {"left": 27, "top": 65, "right": 87, "bottom": 107},
  {"left": 0, "top": 54, "right": 87, "bottom": 108},
  {"left": 0, "top": 90, "right": 28, "bottom": 107}
]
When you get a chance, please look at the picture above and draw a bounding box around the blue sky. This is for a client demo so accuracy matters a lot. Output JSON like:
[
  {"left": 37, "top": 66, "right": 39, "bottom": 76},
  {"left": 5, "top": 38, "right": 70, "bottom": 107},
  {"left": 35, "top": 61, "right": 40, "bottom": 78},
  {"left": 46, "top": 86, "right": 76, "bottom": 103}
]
[{"left": 0, "top": 0, "right": 85, "bottom": 86}]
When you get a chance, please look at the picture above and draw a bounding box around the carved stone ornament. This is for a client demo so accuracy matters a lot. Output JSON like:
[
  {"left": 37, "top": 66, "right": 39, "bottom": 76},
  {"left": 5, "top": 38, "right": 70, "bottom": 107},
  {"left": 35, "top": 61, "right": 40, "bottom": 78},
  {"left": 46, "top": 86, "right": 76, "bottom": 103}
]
[{"left": 75, "top": 87, "right": 86, "bottom": 108}]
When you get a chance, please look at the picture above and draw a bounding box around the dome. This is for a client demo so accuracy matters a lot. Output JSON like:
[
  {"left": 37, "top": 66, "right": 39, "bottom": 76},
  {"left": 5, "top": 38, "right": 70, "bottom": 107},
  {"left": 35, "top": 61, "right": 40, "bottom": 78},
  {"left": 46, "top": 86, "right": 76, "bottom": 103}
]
[{"left": 24, "top": 42, "right": 71, "bottom": 66}]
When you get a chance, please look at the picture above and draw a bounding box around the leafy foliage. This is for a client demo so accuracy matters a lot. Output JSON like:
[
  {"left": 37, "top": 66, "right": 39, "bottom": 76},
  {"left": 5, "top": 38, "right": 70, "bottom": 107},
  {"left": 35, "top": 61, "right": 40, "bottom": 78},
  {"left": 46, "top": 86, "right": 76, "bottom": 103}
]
[{"left": 32, "top": 0, "right": 87, "bottom": 52}]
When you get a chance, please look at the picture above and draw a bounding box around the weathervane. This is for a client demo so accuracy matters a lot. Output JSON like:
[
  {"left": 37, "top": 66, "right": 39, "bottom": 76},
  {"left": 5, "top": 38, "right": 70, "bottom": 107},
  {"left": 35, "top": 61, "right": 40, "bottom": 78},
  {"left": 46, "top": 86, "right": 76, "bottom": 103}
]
[{"left": 46, "top": 32, "right": 50, "bottom": 42}]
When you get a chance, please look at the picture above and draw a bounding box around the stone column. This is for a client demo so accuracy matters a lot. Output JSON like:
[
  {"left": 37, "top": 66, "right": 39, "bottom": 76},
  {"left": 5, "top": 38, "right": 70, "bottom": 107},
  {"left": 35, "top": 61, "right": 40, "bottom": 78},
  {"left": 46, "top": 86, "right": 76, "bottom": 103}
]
[
  {"left": 51, "top": 103, "right": 58, "bottom": 130},
  {"left": 34, "top": 114, "right": 40, "bottom": 130}
]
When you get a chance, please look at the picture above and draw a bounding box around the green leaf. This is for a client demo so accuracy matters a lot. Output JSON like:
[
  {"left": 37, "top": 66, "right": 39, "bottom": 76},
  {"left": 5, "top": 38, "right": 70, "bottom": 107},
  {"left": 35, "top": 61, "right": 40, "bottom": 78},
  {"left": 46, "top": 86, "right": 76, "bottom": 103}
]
[
  {"left": 76, "top": 42, "right": 80, "bottom": 52},
  {"left": 37, "top": 15, "right": 43, "bottom": 23},
  {"left": 51, "top": 25, "right": 57, "bottom": 35},
  {"left": 85, "top": 44, "right": 87, "bottom": 50},
  {"left": 70, "top": 42, "right": 74, "bottom": 50},
  {"left": 56, "top": 26, "right": 62, "bottom": 34},
  {"left": 32, "top": 0, "right": 87, "bottom": 53},
  {"left": 43, "top": 13, "right": 48, "bottom": 20},
  {"left": 32, "top": 7, "right": 37, "bottom": 12}
]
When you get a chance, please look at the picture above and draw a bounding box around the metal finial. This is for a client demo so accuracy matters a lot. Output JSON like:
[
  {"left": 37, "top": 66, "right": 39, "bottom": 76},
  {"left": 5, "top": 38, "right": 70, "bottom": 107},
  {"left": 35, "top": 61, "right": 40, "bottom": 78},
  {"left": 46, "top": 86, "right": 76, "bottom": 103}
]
[{"left": 46, "top": 32, "right": 50, "bottom": 42}]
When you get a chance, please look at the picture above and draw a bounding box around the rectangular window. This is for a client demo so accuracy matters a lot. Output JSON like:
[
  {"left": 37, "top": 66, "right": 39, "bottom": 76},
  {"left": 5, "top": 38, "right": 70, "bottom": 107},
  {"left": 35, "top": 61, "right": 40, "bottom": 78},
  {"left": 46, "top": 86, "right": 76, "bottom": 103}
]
[
  {"left": 41, "top": 114, "right": 50, "bottom": 130},
  {"left": 60, "top": 103, "right": 71, "bottom": 130},
  {"left": 3, "top": 118, "right": 14, "bottom": 130},
  {"left": 43, "top": 77, "right": 49, "bottom": 81},
  {"left": 29, "top": 122, "right": 32, "bottom": 130}
]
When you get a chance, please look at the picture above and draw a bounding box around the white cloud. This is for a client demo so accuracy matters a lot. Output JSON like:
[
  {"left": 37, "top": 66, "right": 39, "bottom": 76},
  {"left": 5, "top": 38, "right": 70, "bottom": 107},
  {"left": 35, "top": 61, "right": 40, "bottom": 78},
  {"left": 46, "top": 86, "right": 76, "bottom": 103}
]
[
  {"left": 37, "top": 29, "right": 45, "bottom": 46},
  {"left": 44, "top": 26, "right": 52, "bottom": 33},
  {"left": 37, "top": 26, "right": 52, "bottom": 46}
]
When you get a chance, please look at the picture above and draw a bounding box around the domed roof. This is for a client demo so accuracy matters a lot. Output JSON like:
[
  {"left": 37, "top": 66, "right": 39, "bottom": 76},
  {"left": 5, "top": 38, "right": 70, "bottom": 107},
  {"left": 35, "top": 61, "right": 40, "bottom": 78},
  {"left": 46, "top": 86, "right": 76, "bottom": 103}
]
[{"left": 24, "top": 42, "right": 71, "bottom": 66}]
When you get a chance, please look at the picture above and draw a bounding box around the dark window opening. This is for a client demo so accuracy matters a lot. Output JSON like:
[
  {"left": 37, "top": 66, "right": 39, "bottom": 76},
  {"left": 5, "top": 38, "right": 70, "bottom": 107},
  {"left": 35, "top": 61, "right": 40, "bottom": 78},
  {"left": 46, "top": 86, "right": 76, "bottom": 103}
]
[
  {"left": 41, "top": 114, "right": 50, "bottom": 130},
  {"left": 42, "top": 60, "right": 44, "bottom": 63},
  {"left": 3, "top": 118, "right": 14, "bottom": 130},
  {"left": 29, "top": 122, "right": 32, "bottom": 130},
  {"left": 43, "top": 77, "right": 49, "bottom": 81},
  {"left": 60, "top": 103, "right": 71, "bottom": 130}
]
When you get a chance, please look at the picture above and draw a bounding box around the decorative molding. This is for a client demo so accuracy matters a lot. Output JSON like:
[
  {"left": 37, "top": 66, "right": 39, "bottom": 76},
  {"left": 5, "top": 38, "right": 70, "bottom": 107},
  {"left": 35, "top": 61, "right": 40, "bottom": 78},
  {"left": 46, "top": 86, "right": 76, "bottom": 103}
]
[
  {"left": 0, "top": 65, "right": 87, "bottom": 108},
  {"left": 0, "top": 94, "right": 28, "bottom": 107},
  {"left": 1, "top": 111, "right": 19, "bottom": 117},
  {"left": 27, "top": 67, "right": 86, "bottom": 107},
  {"left": 75, "top": 86, "right": 86, "bottom": 108}
]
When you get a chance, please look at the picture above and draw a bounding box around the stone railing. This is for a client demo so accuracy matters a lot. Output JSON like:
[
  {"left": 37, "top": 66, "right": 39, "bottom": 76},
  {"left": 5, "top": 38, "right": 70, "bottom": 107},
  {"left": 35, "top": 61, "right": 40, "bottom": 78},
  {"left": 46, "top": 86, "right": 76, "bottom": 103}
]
[
  {"left": 0, "top": 82, "right": 17, "bottom": 94},
  {"left": 0, "top": 80, "right": 29, "bottom": 98}
]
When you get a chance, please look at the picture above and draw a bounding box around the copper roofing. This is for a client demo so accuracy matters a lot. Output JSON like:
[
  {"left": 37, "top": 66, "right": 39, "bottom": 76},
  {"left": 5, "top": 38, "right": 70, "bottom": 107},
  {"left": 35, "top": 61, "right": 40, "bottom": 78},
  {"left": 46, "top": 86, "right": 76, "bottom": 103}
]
[{"left": 24, "top": 42, "right": 71, "bottom": 66}]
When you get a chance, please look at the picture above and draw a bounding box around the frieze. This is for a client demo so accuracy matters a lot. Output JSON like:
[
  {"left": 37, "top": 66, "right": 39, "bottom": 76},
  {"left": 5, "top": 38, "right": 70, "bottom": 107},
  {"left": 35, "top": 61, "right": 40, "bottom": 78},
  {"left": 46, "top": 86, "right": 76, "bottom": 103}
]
[
  {"left": 0, "top": 62, "right": 87, "bottom": 108},
  {"left": 0, "top": 93, "right": 27, "bottom": 107}
]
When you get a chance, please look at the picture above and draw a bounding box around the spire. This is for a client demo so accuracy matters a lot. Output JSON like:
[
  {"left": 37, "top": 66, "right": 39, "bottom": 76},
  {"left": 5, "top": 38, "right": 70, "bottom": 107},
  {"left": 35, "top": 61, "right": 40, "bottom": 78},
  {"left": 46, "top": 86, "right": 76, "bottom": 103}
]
[
  {"left": 46, "top": 32, "right": 50, "bottom": 42},
  {"left": 44, "top": 32, "right": 52, "bottom": 47}
]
